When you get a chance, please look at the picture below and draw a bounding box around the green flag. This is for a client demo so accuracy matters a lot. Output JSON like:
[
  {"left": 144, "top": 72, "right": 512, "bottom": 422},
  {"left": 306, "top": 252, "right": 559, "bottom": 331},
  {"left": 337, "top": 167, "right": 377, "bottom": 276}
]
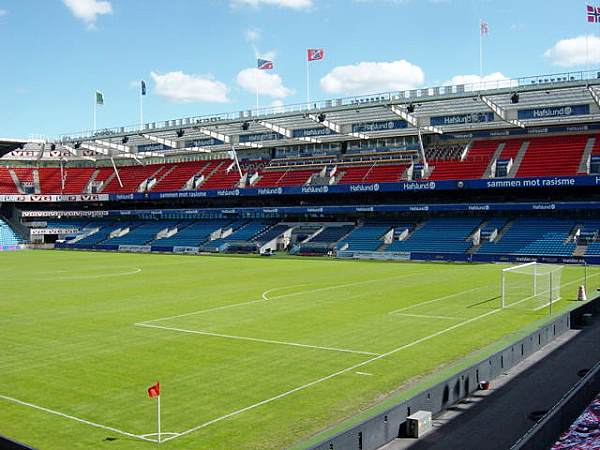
[{"left": 95, "top": 90, "right": 104, "bottom": 105}]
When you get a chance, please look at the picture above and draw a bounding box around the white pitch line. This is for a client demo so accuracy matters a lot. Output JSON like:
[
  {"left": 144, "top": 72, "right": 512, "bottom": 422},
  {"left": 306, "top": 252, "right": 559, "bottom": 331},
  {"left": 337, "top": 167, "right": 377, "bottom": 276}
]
[
  {"left": 387, "top": 285, "right": 488, "bottom": 315},
  {"left": 162, "top": 306, "right": 506, "bottom": 443},
  {"left": 142, "top": 272, "right": 420, "bottom": 324},
  {"left": 135, "top": 323, "right": 380, "bottom": 356},
  {"left": 393, "top": 313, "right": 461, "bottom": 320},
  {"left": 355, "top": 372, "right": 373, "bottom": 376},
  {"left": 261, "top": 284, "right": 308, "bottom": 301},
  {"left": 0, "top": 393, "right": 156, "bottom": 443}
]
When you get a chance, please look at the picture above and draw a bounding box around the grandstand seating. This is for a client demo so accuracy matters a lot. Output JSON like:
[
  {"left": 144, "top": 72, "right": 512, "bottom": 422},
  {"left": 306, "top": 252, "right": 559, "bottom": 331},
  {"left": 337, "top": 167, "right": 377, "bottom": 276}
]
[
  {"left": 2, "top": 134, "right": 599, "bottom": 196},
  {"left": 68, "top": 222, "right": 130, "bottom": 247},
  {"left": 337, "top": 163, "right": 409, "bottom": 184},
  {"left": 253, "top": 224, "right": 290, "bottom": 245},
  {"left": 151, "top": 161, "right": 205, "bottom": 192},
  {"left": 204, "top": 221, "right": 270, "bottom": 251},
  {"left": 102, "top": 221, "right": 179, "bottom": 246},
  {"left": 428, "top": 140, "right": 498, "bottom": 180},
  {"left": 336, "top": 223, "right": 391, "bottom": 251},
  {"left": 478, "top": 217, "right": 576, "bottom": 256},
  {"left": 516, "top": 135, "right": 588, "bottom": 177},
  {"left": 255, "top": 169, "right": 316, "bottom": 187},
  {"left": 387, "top": 217, "right": 481, "bottom": 253},
  {"left": 0, "top": 167, "right": 18, "bottom": 193},
  {"left": 0, "top": 219, "right": 21, "bottom": 246},
  {"left": 152, "top": 220, "right": 229, "bottom": 248}
]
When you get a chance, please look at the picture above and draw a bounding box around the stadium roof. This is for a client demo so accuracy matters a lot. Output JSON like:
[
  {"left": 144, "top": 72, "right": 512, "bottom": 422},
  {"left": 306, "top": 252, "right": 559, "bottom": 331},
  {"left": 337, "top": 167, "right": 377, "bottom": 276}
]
[
  {"left": 0, "top": 138, "right": 27, "bottom": 158},
  {"left": 5, "top": 69, "right": 600, "bottom": 162}
]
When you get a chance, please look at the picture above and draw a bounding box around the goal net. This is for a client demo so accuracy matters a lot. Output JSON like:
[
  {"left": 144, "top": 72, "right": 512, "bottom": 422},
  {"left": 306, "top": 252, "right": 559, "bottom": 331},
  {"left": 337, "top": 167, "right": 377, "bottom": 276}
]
[{"left": 501, "top": 262, "right": 563, "bottom": 310}]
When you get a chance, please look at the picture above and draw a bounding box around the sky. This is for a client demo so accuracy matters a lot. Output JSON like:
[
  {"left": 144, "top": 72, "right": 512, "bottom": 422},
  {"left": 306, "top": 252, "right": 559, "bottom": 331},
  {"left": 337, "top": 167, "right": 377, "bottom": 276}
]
[{"left": 0, "top": 0, "right": 599, "bottom": 139}]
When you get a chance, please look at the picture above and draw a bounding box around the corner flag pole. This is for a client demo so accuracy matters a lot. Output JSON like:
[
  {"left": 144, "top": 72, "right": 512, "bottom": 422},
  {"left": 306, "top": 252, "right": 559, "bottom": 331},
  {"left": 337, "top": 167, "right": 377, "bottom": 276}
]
[{"left": 157, "top": 393, "right": 161, "bottom": 444}]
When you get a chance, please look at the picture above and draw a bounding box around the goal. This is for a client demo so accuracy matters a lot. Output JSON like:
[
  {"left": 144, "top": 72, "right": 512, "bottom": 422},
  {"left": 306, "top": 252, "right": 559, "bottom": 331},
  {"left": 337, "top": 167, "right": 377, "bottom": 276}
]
[{"left": 501, "top": 262, "right": 563, "bottom": 310}]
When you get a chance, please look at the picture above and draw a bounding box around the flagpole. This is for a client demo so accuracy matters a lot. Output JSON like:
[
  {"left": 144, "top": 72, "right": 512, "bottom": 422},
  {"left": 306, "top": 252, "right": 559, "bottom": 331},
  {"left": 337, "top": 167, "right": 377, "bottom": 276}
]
[
  {"left": 157, "top": 394, "right": 161, "bottom": 444},
  {"left": 306, "top": 58, "right": 310, "bottom": 107},
  {"left": 93, "top": 92, "right": 97, "bottom": 133},
  {"left": 140, "top": 85, "right": 144, "bottom": 131},
  {"left": 479, "top": 19, "right": 483, "bottom": 80},
  {"left": 256, "top": 85, "right": 259, "bottom": 117}
]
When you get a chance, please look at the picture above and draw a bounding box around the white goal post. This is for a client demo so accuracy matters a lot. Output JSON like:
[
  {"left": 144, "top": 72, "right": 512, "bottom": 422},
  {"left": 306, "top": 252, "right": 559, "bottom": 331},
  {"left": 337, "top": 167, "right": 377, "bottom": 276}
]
[{"left": 501, "top": 262, "right": 563, "bottom": 310}]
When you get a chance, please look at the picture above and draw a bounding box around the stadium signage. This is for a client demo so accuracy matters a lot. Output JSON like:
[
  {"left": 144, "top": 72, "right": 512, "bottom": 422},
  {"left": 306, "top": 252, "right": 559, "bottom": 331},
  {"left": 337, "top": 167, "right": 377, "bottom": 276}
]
[
  {"left": 185, "top": 138, "right": 222, "bottom": 147},
  {"left": 30, "top": 228, "right": 80, "bottom": 235},
  {"left": 292, "top": 127, "right": 336, "bottom": 138},
  {"left": 430, "top": 112, "right": 494, "bottom": 126},
  {"left": 351, "top": 120, "right": 408, "bottom": 133},
  {"left": 239, "top": 132, "right": 283, "bottom": 143},
  {"left": 257, "top": 187, "right": 283, "bottom": 195},
  {"left": 137, "top": 143, "right": 170, "bottom": 152},
  {"left": 0, "top": 194, "right": 108, "bottom": 202},
  {"left": 118, "top": 245, "right": 151, "bottom": 253},
  {"left": 20, "top": 210, "right": 109, "bottom": 217},
  {"left": 517, "top": 104, "right": 590, "bottom": 120},
  {"left": 172, "top": 246, "right": 199, "bottom": 254}
]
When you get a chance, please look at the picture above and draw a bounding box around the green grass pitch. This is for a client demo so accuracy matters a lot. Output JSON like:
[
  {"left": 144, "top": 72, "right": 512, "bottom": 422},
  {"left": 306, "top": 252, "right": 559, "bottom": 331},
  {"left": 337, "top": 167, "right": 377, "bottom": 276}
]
[{"left": 1, "top": 250, "right": 597, "bottom": 450}]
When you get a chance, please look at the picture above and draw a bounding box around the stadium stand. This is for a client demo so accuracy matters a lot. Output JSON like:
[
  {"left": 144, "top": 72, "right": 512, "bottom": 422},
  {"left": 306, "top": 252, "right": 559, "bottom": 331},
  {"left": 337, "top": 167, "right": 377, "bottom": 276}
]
[
  {"left": 428, "top": 140, "right": 498, "bottom": 180},
  {"left": 151, "top": 220, "right": 230, "bottom": 249},
  {"left": 336, "top": 223, "right": 391, "bottom": 251},
  {"left": 515, "top": 135, "right": 589, "bottom": 177},
  {"left": 101, "top": 221, "right": 179, "bottom": 246},
  {"left": 0, "top": 167, "right": 18, "bottom": 193},
  {"left": 387, "top": 217, "right": 482, "bottom": 253},
  {"left": 478, "top": 217, "right": 576, "bottom": 256},
  {"left": 0, "top": 219, "right": 21, "bottom": 247}
]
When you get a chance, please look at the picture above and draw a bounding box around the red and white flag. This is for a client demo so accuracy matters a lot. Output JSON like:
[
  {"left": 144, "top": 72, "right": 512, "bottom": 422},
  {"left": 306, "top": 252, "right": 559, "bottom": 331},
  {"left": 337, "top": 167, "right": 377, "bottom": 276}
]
[
  {"left": 307, "top": 48, "right": 325, "bottom": 62},
  {"left": 148, "top": 381, "right": 160, "bottom": 398}
]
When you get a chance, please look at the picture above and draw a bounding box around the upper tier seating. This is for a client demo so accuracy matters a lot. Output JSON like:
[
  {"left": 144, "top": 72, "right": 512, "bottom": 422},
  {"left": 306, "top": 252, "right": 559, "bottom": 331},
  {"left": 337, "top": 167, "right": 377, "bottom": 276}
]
[
  {"left": 427, "top": 140, "right": 498, "bottom": 180},
  {"left": 478, "top": 217, "right": 576, "bottom": 256},
  {"left": 516, "top": 135, "right": 588, "bottom": 177},
  {"left": 102, "top": 164, "right": 168, "bottom": 193},
  {"left": 0, "top": 168, "right": 18, "bottom": 193},
  {"left": 151, "top": 161, "right": 206, "bottom": 192},
  {"left": 336, "top": 223, "right": 391, "bottom": 251},
  {"left": 255, "top": 169, "right": 317, "bottom": 187},
  {"left": 387, "top": 217, "right": 482, "bottom": 253},
  {"left": 337, "top": 164, "right": 409, "bottom": 184}
]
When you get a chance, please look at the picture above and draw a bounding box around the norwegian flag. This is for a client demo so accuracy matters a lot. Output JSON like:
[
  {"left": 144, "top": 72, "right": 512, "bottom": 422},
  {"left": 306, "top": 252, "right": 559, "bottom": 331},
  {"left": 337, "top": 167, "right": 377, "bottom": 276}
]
[
  {"left": 588, "top": 4, "right": 600, "bottom": 22},
  {"left": 307, "top": 48, "right": 325, "bottom": 62},
  {"left": 257, "top": 58, "right": 273, "bottom": 70}
]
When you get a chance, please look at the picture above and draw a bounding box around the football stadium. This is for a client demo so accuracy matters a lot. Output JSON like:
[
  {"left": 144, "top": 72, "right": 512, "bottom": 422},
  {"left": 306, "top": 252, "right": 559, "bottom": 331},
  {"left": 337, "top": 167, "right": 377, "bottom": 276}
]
[{"left": 2, "top": 1, "right": 600, "bottom": 450}]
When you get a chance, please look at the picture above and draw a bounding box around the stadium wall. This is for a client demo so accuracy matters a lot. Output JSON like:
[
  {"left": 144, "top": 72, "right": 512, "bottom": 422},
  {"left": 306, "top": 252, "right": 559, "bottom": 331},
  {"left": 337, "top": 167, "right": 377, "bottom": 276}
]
[
  {"left": 0, "top": 435, "right": 36, "bottom": 450},
  {"left": 307, "top": 297, "right": 600, "bottom": 450}
]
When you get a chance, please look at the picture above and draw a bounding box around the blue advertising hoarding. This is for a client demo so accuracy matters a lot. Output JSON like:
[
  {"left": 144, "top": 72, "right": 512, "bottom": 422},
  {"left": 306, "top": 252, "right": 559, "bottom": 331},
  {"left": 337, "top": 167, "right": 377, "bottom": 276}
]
[{"left": 517, "top": 104, "right": 590, "bottom": 120}]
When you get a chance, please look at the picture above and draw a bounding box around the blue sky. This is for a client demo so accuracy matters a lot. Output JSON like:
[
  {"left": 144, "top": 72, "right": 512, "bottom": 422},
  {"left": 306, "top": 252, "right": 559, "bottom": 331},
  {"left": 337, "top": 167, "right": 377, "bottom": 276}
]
[{"left": 0, "top": 0, "right": 598, "bottom": 138}]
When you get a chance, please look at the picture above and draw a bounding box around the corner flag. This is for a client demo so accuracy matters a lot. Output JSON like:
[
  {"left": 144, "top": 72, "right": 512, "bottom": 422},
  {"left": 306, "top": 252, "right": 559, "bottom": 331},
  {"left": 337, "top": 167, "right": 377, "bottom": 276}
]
[{"left": 148, "top": 381, "right": 160, "bottom": 398}]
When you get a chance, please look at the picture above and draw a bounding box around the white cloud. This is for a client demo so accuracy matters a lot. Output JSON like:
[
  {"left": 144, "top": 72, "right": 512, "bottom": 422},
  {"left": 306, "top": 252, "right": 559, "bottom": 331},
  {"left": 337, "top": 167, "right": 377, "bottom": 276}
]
[
  {"left": 63, "top": 0, "right": 112, "bottom": 28},
  {"left": 270, "top": 99, "right": 285, "bottom": 113},
  {"left": 236, "top": 68, "right": 294, "bottom": 98},
  {"left": 231, "top": 0, "right": 313, "bottom": 9},
  {"left": 544, "top": 35, "right": 600, "bottom": 67},
  {"left": 444, "top": 72, "right": 512, "bottom": 90},
  {"left": 0, "top": 9, "right": 8, "bottom": 17},
  {"left": 151, "top": 71, "right": 230, "bottom": 103},
  {"left": 320, "top": 60, "right": 425, "bottom": 95},
  {"left": 245, "top": 28, "right": 261, "bottom": 43}
]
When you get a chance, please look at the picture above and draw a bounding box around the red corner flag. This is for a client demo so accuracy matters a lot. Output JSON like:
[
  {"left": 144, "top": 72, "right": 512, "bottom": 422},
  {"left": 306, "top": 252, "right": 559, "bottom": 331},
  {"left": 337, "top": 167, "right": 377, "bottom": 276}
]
[{"left": 148, "top": 381, "right": 160, "bottom": 398}]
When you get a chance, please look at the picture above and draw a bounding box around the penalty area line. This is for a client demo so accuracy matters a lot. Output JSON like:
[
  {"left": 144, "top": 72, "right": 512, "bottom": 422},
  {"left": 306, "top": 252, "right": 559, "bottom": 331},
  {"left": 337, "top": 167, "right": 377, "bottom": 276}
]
[
  {"left": 134, "top": 323, "right": 380, "bottom": 356},
  {"left": 0, "top": 393, "right": 156, "bottom": 443},
  {"left": 162, "top": 306, "right": 505, "bottom": 443}
]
